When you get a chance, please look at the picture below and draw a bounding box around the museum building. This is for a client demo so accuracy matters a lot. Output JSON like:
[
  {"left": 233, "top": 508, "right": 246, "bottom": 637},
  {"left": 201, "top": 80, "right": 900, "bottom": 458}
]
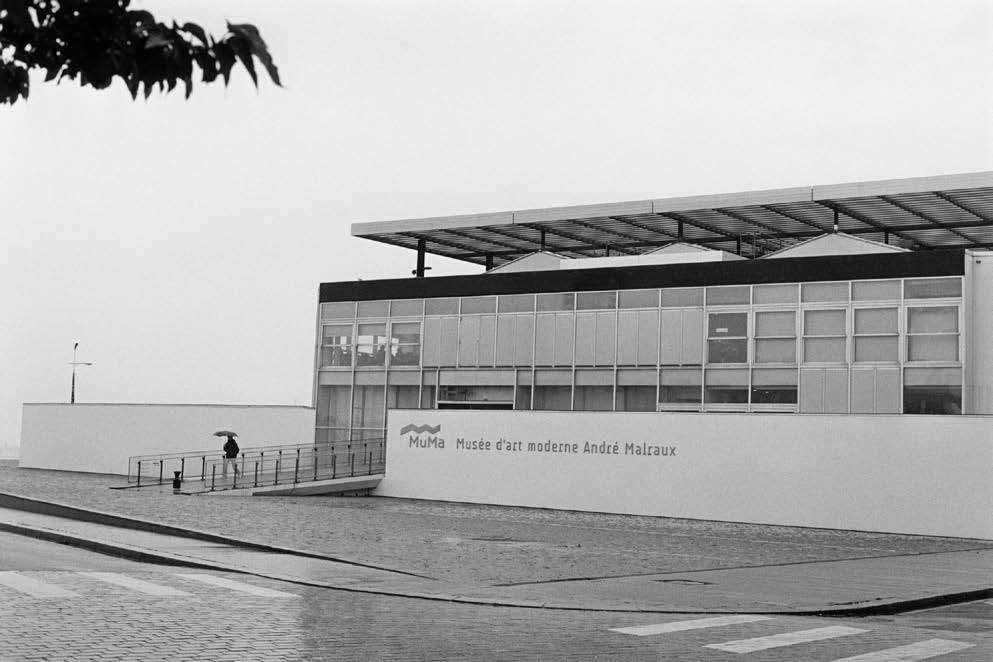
[{"left": 312, "top": 172, "right": 993, "bottom": 444}]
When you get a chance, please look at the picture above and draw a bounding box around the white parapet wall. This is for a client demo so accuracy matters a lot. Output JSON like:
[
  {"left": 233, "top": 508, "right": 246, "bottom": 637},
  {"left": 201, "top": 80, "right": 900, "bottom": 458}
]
[
  {"left": 379, "top": 410, "right": 993, "bottom": 539},
  {"left": 20, "top": 403, "right": 315, "bottom": 475}
]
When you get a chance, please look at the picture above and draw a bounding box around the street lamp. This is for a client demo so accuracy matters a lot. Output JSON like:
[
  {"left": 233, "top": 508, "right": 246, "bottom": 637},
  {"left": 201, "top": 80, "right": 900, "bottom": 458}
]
[{"left": 69, "top": 342, "right": 93, "bottom": 404}]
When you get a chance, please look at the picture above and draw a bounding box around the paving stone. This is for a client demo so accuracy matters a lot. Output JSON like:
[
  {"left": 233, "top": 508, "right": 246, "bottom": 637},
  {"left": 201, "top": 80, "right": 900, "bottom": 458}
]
[{"left": 2, "top": 460, "right": 990, "bottom": 586}]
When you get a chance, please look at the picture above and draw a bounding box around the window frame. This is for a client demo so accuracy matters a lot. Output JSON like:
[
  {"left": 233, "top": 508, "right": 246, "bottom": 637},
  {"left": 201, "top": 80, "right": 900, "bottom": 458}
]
[{"left": 904, "top": 304, "right": 961, "bottom": 365}]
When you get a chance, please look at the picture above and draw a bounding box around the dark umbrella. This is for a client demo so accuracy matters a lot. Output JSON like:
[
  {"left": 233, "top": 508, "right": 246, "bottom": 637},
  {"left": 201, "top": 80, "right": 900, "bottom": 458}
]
[{"left": 213, "top": 431, "right": 238, "bottom": 437}]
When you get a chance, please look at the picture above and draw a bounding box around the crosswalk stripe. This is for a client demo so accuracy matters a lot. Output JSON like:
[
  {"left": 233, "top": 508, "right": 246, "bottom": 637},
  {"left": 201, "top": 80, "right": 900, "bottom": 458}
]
[
  {"left": 77, "top": 572, "right": 190, "bottom": 596},
  {"left": 175, "top": 574, "right": 298, "bottom": 598},
  {"left": 705, "top": 625, "right": 868, "bottom": 653},
  {"left": 0, "top": 572, "right": 78, "bottom": 598},
  {"left": 829, "top": 639, "right": 974, "bottom": 661},
  {"left": 610, "top": 615, "right": 773, "bottom": 636}
]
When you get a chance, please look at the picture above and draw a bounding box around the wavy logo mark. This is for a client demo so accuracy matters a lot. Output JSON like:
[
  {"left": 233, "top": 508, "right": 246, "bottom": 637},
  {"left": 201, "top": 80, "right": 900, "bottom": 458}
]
[{"left": 400, "top": 424, "right": 441, "bottom": 435}]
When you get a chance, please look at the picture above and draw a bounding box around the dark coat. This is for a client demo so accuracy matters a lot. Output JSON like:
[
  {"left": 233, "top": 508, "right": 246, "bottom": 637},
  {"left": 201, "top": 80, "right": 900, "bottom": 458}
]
[{"left": 223, "top": 438, "right": 240, "bottom": 458}]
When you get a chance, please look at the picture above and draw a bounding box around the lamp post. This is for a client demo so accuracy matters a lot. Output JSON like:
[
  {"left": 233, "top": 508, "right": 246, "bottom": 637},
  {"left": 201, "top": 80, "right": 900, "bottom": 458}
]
[{"left": 69, "top": 342, "right": 93, "bottom": 404}]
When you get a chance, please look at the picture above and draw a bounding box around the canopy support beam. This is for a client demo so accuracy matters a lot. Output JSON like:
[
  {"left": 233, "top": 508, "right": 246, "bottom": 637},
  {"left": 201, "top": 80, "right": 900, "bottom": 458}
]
[{"left": 416, "top": 238, "right": 426, "bottom": 277}]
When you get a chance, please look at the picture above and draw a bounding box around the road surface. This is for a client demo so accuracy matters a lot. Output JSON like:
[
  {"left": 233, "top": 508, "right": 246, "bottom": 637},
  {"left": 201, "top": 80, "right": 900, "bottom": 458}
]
[{"left": 1, "top": 531, "right": 990, "bottom": 660}]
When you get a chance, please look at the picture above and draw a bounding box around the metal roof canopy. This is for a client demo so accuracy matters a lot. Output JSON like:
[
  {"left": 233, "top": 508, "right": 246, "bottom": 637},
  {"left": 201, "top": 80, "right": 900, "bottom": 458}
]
[{"left": 350, "top": 171, "right": 993, "bottom": 270}]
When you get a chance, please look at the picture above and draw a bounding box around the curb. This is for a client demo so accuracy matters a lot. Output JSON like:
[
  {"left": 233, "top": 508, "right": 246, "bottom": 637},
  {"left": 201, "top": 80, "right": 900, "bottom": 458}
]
[
  {"left": 0, "top": 490, "right": 431, "bottom": 579},
  {"left": 3, "top": 515, "right": 992, "bottom": 616}
]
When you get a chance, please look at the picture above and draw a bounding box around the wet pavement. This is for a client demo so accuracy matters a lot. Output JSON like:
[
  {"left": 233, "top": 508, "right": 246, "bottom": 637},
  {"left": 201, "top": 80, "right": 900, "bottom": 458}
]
[
  {"left": 2, "top": 532, "right": 992, "bottom": 661},
  {"left": 2, "top": 461, "right": 990, "bottom": 587}
]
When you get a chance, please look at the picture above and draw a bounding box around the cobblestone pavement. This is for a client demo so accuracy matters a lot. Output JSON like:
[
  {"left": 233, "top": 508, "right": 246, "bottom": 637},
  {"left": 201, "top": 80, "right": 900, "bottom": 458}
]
[
  {"left": 3, "top": 531, "right": 992, "bottom": 661},
  {"left": 3, "top": 461, "right": 991, "bottom": 587},
  {"left": 2, "top": 566, "right": 991, "bottom": 660}
]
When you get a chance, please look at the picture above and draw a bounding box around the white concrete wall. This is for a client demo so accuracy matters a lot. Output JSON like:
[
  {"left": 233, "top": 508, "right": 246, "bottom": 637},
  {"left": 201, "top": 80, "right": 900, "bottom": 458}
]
[
  {"left": 965, "top": 250, "right": 993, "bottom": 415},
  {"left": 20, "top": 404, "right": 315, "bottom": 475},
  {"left": 379, "top": 410, "right": 993, "bottom": 539}
]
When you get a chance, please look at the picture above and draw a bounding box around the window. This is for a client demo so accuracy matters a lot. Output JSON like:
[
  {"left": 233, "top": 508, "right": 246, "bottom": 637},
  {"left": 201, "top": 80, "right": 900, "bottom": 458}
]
[
  {"left": 802, "top": 282, "right": 849, "bottom": 303},
  {"left": 853, "top": 308, "right": 898, "bottom": 362},
  {"left": 460, "top": 296, "right": 497, "bottom": 314},
  {"left": 852, "top": 280, "right": 900, "bottom": 301},
  {"left": 515, "top": 386, "right": 532, "bottom": 410},
  {"left": 321, "top": 325, "right": 352, "bottom": 367},
  {"left": 618, "top": 289, "right": 659, "bottom": 309},
  {"left": 315, "top": 385, "right": 351, "bottom": 441},
  {"left": 357, "top": 300, "right": 388, "bottom": 317},
  {"left": 498, "top": 294, "right": 535, "bottom": 313},
  {"left": 704, "top": 368, "right": 748, "bottom": 407},
  {"left": 386, "top": 385, "right": 420, "bottom": 409},
  {"left": 754, "top": 311, "right": 796, "bottom": 363},
  {"left": 659, "top": 368, "right": 702, "bottom": 410},
  {"left": 533, "top": 386, "right": 572, "bottom": 410},
  {"left": 351, "top": 385, "right": 385, "bottom": 429},
  {"left": 390, "top": 299, "right": 424, "bottom": 316},
  {"left": 616, "top": 386, "right": 656, "bottom": 411},
  {"left": 706, "top": 286, "right": 749, "bottom": 305},
  {"left": 389, "top": 322, "right": 421, "bottom": 366},
  {"left": 355, "top": 323, "right": 387, "bottom": 366},
  {"left": 661, "top": 288, "right": 703, "bottom": 307},
  {"left": 536, "top": 292, "right": 575, "bottom": 311},
  {"left": 574, "top": 386, "right": 613, "bottom": 411},
  {"left": 425, "top": 298, "right": 459, "bottom": 315},
  {"left": 903, "top": 368, "right": 962, "bottom": 414},
  {"left": 803, "top": 309, "right": 846, "bottom": 363},
  {"left": 753, "top": 284, "right": 797, "bottom": 305},
  {"left": 751, "top": 368, "right": 798, "bottom": 405},
  {"left": 904, "top": 277, "right": 961, "bottom": 299},
  {"left": 906, "top": 307, "right": 958, "bottom": 362},
  {"left": 577, "top": 291, "right": 617, "bottom": 310},
  {"left": 320, "top": 302, "right": 355, "bottom": 320},
  {"left": 420, "top": 385, "right": 436, "bottom": 409},
  {"left": 707, "top": 312, "right": 747, "bottom": 363}
]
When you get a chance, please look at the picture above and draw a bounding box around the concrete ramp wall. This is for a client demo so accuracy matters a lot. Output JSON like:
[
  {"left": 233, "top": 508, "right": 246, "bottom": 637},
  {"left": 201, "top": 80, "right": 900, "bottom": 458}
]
[
  {"left": 20, "top": 403, "right": 315, "bottom": 475},
  {"left": 379, "top": 410, "right": 993, "bottom": 539}
]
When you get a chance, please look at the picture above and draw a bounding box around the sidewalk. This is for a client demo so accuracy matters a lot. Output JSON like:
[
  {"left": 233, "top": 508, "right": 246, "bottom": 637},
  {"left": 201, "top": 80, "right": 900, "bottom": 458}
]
[{"left": 1, "top": 460, "right": 992, "bottom": 614}]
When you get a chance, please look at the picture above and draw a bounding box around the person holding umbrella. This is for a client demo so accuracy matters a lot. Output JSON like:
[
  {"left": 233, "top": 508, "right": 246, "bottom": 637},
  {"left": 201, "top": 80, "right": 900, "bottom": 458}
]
[{"left": 215, "top": 431, "right": 240, "bottom": 479}]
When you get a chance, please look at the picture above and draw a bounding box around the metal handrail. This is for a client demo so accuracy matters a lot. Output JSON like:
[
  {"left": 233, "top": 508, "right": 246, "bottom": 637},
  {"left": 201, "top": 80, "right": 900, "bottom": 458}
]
[
  {"left": 200, "top": 440, "right": 386, "bottom": 493},
  {"left": 127, "top": 437, "right": 385, "bottom": 486}
]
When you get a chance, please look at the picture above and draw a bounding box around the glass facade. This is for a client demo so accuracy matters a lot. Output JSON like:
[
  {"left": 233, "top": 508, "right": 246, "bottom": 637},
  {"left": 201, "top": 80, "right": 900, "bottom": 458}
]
[{"left": 315, "top": 277, "right": 964, "bottom": 440}]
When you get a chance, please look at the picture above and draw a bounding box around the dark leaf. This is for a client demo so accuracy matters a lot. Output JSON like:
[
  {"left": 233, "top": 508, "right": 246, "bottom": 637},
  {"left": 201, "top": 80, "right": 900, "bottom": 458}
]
[
  {"left": 128, "top": 10, "right": 156, "bottom": 29},
  {"left": 213, "top": 42, "right": 235, "bottom": 86},
  {"left": 124, "top": 74, "right": 139, "bottom": 100},
  {"left": 145, "top": 32, "right": 170, "bottom": 50},
  {"left": 226, "top": 33, "right": 257, "bottom": 87},
  {"left": 181, "top": 22, "right": 210, "bottom": 47},
  {"left": 227, "top": 22, "right": 281, "bottom": 86},
  {"left": 192, "top": 47, "right": 217, "bottom": 83}
]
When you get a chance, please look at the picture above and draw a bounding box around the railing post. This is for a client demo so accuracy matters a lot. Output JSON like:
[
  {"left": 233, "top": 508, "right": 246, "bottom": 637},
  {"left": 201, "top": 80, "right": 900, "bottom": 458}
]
[
  {"left": 201, "top": 456, "right": 206, "bottom": 481},
  {"left": 313, "top": 447, "right": 318, "bottom": 481},
  {"left": 332, "top": 453, "right": 336, "bottom": 479},
  {"left": 274, "top": 456, "right": 280, "bottom": 485},
  {"left": 180, "top": 457, "right": 185, "bottom": 479},
  {"left": 211, "top": 465, "right": 216, "bottom": 491},
  {"left": 136, "top": 461, "right": 141, "bottom": 487},
  {"left": 232, "top": 461, "right": 238, "bottom": 489},
  {"left": 294, "top": 456, "right": 300, "bottom": 484},
  {"left": 368, "top": 451, "right": 372, "bottom": 475},
  {"left": 350, "top": 452, "right": 354, "bottom": 476},
  {"left": 158, "top": 461, "right": 163, "bottom": 485},
  {"left": 254, "top": 461, "right": 259, "bottom": 487}
]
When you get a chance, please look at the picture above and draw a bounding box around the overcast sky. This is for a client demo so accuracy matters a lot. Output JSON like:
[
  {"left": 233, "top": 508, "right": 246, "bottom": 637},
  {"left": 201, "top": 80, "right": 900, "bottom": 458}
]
[{"left": 3, "top": 0, "right": 992, "bottom": 449}]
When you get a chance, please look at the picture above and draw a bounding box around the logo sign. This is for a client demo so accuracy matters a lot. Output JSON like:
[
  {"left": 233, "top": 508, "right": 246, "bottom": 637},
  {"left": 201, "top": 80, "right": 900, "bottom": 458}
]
[{"left": 403, "top": 423, "right": 444, "bottom": 448}]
